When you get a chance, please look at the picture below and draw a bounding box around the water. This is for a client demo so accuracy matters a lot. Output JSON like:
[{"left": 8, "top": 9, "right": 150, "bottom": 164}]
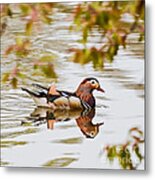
[{"left": 1, "top": 3, "right": 144, "bottom": 169}]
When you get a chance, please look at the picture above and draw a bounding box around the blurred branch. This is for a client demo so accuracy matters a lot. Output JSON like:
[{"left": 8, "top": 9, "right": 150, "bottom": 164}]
[
  {"left": 70, "top": 1, "right": 144, "bottom": 68},
  {"left": 1, "top": 3, "right": 56, "bottom": 88},
  {"left": 103, "top": 127, "right": 144, "bottom": 170},
  {"left": 1, "top": 1, "right": 145, "bottom": 88}
]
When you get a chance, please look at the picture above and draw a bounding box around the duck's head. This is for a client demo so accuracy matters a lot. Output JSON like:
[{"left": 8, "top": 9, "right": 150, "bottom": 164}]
[{"left": 77, "top": 77, "right": 105, "bottom": 94}]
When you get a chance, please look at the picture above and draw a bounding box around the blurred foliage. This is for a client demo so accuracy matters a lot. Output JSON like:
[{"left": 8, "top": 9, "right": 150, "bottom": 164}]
[
  {"left": 70, "top": 0, "right": 144, "bottom": 68},
  {"left": 2, "top": 55, "right": 57, "bottom": 88},
  {"left": 1, "top": 3, "right": 56, "bottom": 88},
  {"left": 1, "top": 1, "right": 145, "bottom": 88},
  {"left": 5, "top": 37, "right": 31, "bottom": 57},
  {"left": 33, "top": 55, "right": 57, "bottom": 79},
  {"left": 0, "top": 3, "right": 53, "bottom": 35},
  {"left": 104, "top": 127, "right": 144, "bottom": 170},
  {"left": 2, "top": 63, "right": 26, "bottom": 88}
]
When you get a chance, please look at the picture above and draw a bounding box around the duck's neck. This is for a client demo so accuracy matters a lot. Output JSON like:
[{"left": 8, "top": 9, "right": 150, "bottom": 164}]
[{"left": 75, "top": 87, "right": 95, "bottom": 108}]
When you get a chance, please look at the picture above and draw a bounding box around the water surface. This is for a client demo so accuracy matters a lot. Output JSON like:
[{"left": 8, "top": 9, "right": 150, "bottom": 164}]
[{"left": 1, "top": 3, "right": 144, "bottom": 169}]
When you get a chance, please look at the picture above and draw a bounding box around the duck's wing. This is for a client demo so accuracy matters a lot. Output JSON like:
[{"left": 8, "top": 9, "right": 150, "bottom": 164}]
[
  {"left": 47, "top": 90, "right": 84, "bottom": 109},
  {"left": 60, "top": 91, "right": 90, "bottom": 109},
  {"left": 50, "top": 90, "right": 92, "bottom": 110}
]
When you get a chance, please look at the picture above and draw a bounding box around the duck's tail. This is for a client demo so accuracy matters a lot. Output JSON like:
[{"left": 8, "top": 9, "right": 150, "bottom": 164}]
[
  {"left": 21, "top": 87, "right": 49, "bottom": 107},
  {"left": 21, "top": 87, "right": 40, "bottom": 97}
]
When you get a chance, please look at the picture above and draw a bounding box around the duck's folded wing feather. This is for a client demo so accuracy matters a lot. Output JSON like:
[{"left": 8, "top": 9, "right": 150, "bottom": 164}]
[
  {"left": 57, "top": 91, "right": 91, "bottom": 109},
  {"left": 58, "top": 90, "right": 75, "bottom": 97},
  {"left": 48, "top": 92, "right": 83, "bottom": 109}
]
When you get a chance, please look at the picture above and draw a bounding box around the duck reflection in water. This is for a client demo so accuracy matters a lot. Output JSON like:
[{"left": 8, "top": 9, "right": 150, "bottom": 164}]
[{"left": 24, "top": 108, "right": 104, "bottom": 139}]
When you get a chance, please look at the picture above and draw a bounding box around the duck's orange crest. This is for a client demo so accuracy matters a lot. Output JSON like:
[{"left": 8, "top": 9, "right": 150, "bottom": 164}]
[{"left": 49, "top": 84, "right": 60, "bottom": 95}]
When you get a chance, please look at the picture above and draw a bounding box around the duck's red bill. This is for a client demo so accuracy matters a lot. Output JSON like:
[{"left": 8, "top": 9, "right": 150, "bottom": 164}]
[{"left": 97, "top": 87, "right": 105, "bottom": 93}]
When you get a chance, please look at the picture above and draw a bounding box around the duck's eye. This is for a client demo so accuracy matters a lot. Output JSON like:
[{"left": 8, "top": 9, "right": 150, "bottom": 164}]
[
  {"left": 90, "top": 131, "right": 95, "bottom": 137},
  {"left": 90, "top": 80, "right": 96, "bottom": 84}
]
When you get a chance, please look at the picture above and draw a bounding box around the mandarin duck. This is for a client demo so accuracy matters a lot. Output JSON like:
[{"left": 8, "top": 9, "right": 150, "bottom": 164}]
[{"left": 22, "top": 77, "right": 105, "bottom": 110}]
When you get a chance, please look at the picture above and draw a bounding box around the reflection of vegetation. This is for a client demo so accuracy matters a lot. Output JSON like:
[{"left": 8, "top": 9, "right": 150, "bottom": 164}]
[
  {"left": 54, "top": 137, "right": 83, "bottom": 145},
  {"left": 1, "top": 128, "right": 39, "bottom": 139},
  {"left": 43, "top": 157, "right": 77, "bottom": 168},
  {"left": 123, "top": 83, "right": 144, "bottom": 90},
  {"left": 70, "top": 1, "right": 144, "bottom": 68},
  {"left": 104, "top": 127, "right": 144, "bottom": 169},
  {"left": 1, "top": 3, "right": 56, "bottom": 88},
  {"left": 1, "top": 1, "right": 144, "bottom": 88},
  {"left": 0, "top": 161, "right": 10, "bottom": 166},
  {"left": 1, "top": 140, "right": 27, "bottom": 148}
]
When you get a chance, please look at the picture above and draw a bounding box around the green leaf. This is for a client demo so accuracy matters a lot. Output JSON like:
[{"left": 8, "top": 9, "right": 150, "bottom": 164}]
[
  {"left": 7, "top": 6, "right": 12, "bottom": 17},
  {"left": 15, "top": 37, "right": 23, "bottom": 46},
  {"left": 82, "top": 27, "right": 88, "bottom": 44},
  {"left": 41, "top": 63, "right": 57, "bottom": 78},
  {"left": 20, "top": 4, "right": 31, "bottom": 15},
  {"left": 40, "top": 55, "right": 55, "bottom": 62},
  {"left": 25, "top": 21, "right": 33, "bottom": 36},
  {"left": 118, "top": 147, "right": 133, "bottom": 169},
  {"left": 2, "top": 73, "right": 10, "bottom": 82},
  {"left": 107, "top": 146, "right": 117, "bottom": 162},
  {"left": 134, "top": 144, "right": 143, "bottom": 162},
  {"left": 41, "top": 16, "right": 52, "bottom": 24},
  {"left": 11, "top": 77, "right": 18, "bottom": 89}
]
